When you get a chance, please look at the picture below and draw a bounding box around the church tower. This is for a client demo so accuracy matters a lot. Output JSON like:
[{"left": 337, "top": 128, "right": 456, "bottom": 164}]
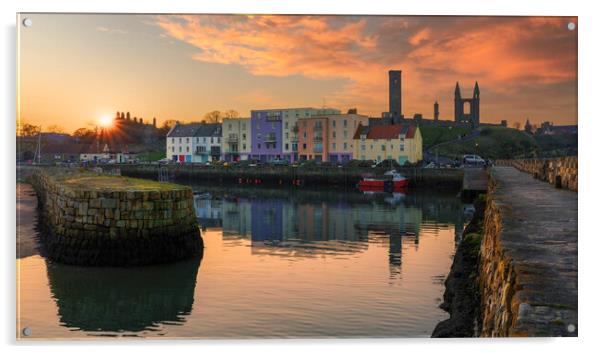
[
  {"left": 454, "top": 82, "right": 462, "bottom": 122},
  {"left": 472, "top": 81, "right": 480, "bottom": 126},
  {"left": 434, "top": 101, "right": 439, "bottom": 121}
]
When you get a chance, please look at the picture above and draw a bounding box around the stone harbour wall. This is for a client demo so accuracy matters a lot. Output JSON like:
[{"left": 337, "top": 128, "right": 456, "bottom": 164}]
[
  {"left": 478, "top": 180, "right": 516, "bottom": 336},
  {"left": 496, "top": 157, "right": 577, "bottom": 191},
  {"left": 30, "top": 169, "right": 203, "bottom": 266},
  {"left": 478, "top": 168, "right": 577, "bottom": 337}
]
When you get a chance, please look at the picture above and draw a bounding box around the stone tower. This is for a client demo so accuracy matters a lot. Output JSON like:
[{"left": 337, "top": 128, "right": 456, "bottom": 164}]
[
  {"left": 389, "top": 70, "right": 402, "bottom": 118},
  {"left": 434, "top": 101, "right": 439, "bottom": 121},
  {"left": 454, "top": 81, "right": 480, "bottom": 127}
]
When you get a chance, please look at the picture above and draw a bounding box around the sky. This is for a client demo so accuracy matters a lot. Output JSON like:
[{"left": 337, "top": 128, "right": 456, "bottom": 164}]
[{"left": 18, "top": 14, "right": 578, "bottom": 133}]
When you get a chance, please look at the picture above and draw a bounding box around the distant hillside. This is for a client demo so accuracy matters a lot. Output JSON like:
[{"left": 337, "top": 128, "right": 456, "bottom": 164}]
[
  {"left": 534, "top": 133, "right": 578, "bottom": 157},
  {"left": 428, "top": 126, "right": 540, "bottom": 160},
  {"left": 420, "top": 125, "right": 472, "bottom": 149}
]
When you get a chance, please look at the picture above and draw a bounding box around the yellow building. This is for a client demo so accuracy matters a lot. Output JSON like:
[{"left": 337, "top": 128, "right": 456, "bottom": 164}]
[{"left": 352, "top": 123, "right": 423, "bottom": 164}]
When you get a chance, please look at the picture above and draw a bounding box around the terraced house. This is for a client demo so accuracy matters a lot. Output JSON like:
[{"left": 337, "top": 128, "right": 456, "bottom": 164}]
[
  {"left": 166, "top": 122, "right": 222, "bottom": 163},
  {"left": 251, "top": 107, "right": 340, "bottom": 162},
  {"left": 352, "top": 123, "right": 423, "bottom": 164},
  {"left": 297, "top": 113, "right": 370, "bottom": 162},
  {"left": 221, "top": 118, "right": 251, "bottom": 162}
]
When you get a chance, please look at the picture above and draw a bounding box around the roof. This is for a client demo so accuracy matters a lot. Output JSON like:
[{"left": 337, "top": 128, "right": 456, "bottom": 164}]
[
  {"left": 167, "top": 123, "right": 221, "bottom": 138},
  {"left": 353, "top": 124, "right": 417, "bottom": 140}
]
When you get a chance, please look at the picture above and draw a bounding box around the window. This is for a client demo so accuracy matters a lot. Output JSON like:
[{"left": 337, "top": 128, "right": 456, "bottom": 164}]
[
  {"left": 332, "top": 132, "right": 336, "bottom": 138},
  {"left": 332, "top": 120, "right": 336, "bottom": 127},
  {"left": 303, "top": 143, "right": 307, "bottom": 149},
  {"left": 285, "top": 143, "right": 289, "bottom": 150},
  {"left": 171, "top": 146, "right": 174, "bottom": 152},
  {"left": 217, "top": 137, "right": 220, "bottom": 143},
  {"left": 242, "top": 123, "right": 246, "bottom": 129},
  {"left": 343, "top": 131, "right": 347, "bottom": 138},
  {"left": 243, "top": 144, "right": 246, "bottom": 150},
  {"left": 343, "top": 142, "right": 348, "bottom": 150},
  {"left": 186, "top": 146, "right": 189, "bottom": 152},
  {"left": 343, "top": 120, "right": 348, "bottom": 127},
  {"left": 203, "top": 137, "right": 206, "bottom": 143},
  {"left": 361, "top": 144, "right": 365, "bottom": 151},
  {"left": 242, "top": 133, "right": 247, "bottom": 140},
  {"left": 179, "top": 146, "right": 182, "bottom": 152},
  {"left": 228, "top": 123, "right": 232, "bottom": 129},
  {"left": 171, "top": 138, "right": 174, "bottom": 143},
  {"left": 332, "top": 143, "right": 336, "bottom": 149},
  {"left": 186, "top": 138, "right": 189, "bottom": 143},
  {"left": 179, "top": 138, "right": 182, "bottom": 143},
  {"left": 285, "top": 132, "right": 289, "bottom": 139},
  {"left": 285, "top": 122, "right": 289, "bottom": 129},
  {"left": 370, "top": 145, "right": 373, "bottom": 150},
  {"left": 257, "top": 143, "right": 261, "bottom": 149},
  {"left": 303, "top": 132, "right": 307, "bottom": 138},
  {"left": 196, "top": 137, "right": 199, "bottom": 143}
]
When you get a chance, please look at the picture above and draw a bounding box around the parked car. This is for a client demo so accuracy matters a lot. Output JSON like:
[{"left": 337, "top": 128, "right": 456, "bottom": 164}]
[{"left": 462, "top": 154, "right": 486, "bottom": 166}]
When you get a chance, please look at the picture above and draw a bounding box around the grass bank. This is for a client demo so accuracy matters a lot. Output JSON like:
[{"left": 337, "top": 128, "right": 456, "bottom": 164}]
[{"left": 434, "top": 126, "right": 539, "bottom": 159}]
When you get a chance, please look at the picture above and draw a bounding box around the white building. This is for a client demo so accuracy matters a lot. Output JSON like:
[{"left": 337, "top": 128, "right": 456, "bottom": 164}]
[
  {"left": 221, "top": 118, "right": 251, "bottom": 162},
  {"left": 166, "top": 123, "right": 222, "bottom": 163}
]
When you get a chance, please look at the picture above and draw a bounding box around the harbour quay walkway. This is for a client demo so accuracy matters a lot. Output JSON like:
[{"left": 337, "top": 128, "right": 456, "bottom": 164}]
[{"left": 480, "top": 166, "right": 577, "bottom": 336}]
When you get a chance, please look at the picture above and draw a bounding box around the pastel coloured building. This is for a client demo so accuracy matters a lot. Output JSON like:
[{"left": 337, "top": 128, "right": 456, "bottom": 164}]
[
  {"left": 352, "top": 123, "right": 423, "bottom": 164},
  {"left": 251, "top": 107, "right": 340, "bottom": 162},
  {"left": 221, "top": 117, "right": 251, "bottom": 162},
  {"left": 297, "top": 116, "right": 329, "bottom": 162},
  {"left": 297, "top": 113, "right": 369, "bottom": 163},
  {"left": 250, "top": 109, "right": 284, "bottom": 162},
  {"left": 326, "top": 113, "right": 369, "bottom": 163}
]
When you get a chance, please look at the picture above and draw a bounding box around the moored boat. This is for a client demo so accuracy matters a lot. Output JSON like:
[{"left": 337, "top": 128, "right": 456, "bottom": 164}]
[{"left": 358, "top": 170, "right": 408, "bottom": 191}]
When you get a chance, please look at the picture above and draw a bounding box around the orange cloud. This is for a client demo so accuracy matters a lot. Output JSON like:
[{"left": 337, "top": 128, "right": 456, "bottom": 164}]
[{"left": 154, "top": 15, "right": 577, "bottom": 125}]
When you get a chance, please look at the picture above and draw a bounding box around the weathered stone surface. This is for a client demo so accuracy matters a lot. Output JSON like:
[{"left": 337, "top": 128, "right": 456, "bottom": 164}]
[
  {"left": 479, "top": 166, "right": 577, "bottom": 337},
  {"left": 496, "top": 157, "right": 577, "bottom": 191},
  {"left": 29, "top": 169, "right": 203, "bottom": 266}
]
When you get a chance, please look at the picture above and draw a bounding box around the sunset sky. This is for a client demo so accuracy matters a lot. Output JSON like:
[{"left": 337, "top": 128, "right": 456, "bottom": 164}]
[{"left": 18, "top": 14, "right": 578, "bottom": 133}]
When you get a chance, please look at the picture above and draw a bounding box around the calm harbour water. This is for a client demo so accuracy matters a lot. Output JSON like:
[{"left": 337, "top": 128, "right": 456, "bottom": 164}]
[{"left": 17, "top": 184, "right": 468, "bottom": 339}]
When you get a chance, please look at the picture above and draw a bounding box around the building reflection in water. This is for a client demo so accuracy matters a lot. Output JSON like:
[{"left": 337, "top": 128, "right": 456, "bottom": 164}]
[
  {"left": 45, "top": 256, "right": 201, "bottom": 334},
  {"left": 193, "top": 186, "right": 466, "bottom": 278}
]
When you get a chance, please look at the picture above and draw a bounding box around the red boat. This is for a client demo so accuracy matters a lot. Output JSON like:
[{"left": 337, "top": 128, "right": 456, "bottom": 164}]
[{"left": 358, "top": 170, "right": 408, "bottom": 191}]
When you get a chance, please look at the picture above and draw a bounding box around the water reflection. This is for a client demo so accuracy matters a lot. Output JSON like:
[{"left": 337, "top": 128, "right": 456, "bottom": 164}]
[
  {"left": 193, "top": 185, "right": 465, "bottom": 277},
  {"left": 45, "top": 256, "right": 201, "bottom": 334},
  {"left": 20, "top": 184, "right": 468, "bottom": 338}
]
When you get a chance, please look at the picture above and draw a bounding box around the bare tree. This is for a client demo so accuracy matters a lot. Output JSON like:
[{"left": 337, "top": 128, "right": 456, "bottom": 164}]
[
  {"left": 222, "top": 110, "right": 240, "bottom": 119},
  {"left": 17, "top": 122, "right": 41, "bottom": 137},
  {"left": 204, "top": 110, "right": 223, "bottom": 123}
]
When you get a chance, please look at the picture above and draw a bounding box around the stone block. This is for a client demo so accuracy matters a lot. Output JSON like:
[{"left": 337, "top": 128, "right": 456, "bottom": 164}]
[{"left": 101, "top": 198, "right": 118, "bottom": 209}]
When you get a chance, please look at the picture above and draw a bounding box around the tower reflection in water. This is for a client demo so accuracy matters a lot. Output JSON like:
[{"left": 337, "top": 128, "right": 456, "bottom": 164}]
[
  {"left": 193, "top": 186, "right": 465, "bottom": 277},
  {"left": 45, "top": 256, "right": 201, "bottom": 334}
]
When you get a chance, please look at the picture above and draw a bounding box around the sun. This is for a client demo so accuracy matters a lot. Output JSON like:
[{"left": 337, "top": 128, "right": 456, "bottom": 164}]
[{"left": 99, "top": 115, "right": 113, "bottom": 128}]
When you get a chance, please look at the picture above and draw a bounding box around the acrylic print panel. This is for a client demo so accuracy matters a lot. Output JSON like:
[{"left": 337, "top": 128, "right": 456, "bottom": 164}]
[{"left": 16, "top": 13, "right": 578, "bottom": 339}]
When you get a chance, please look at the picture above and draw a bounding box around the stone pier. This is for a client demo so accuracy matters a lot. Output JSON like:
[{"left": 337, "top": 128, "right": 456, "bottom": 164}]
[
  {"left": 479, "top": 166, "right": 577, "bottom": 336},
  {"left": 29, "top": 168, "right": 203, "bottom": 266}
]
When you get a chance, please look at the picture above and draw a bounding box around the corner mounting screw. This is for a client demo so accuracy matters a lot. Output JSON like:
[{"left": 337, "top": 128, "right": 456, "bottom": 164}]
[{"left": 22, "top": 327, "right": 31, "bottom": 336}]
